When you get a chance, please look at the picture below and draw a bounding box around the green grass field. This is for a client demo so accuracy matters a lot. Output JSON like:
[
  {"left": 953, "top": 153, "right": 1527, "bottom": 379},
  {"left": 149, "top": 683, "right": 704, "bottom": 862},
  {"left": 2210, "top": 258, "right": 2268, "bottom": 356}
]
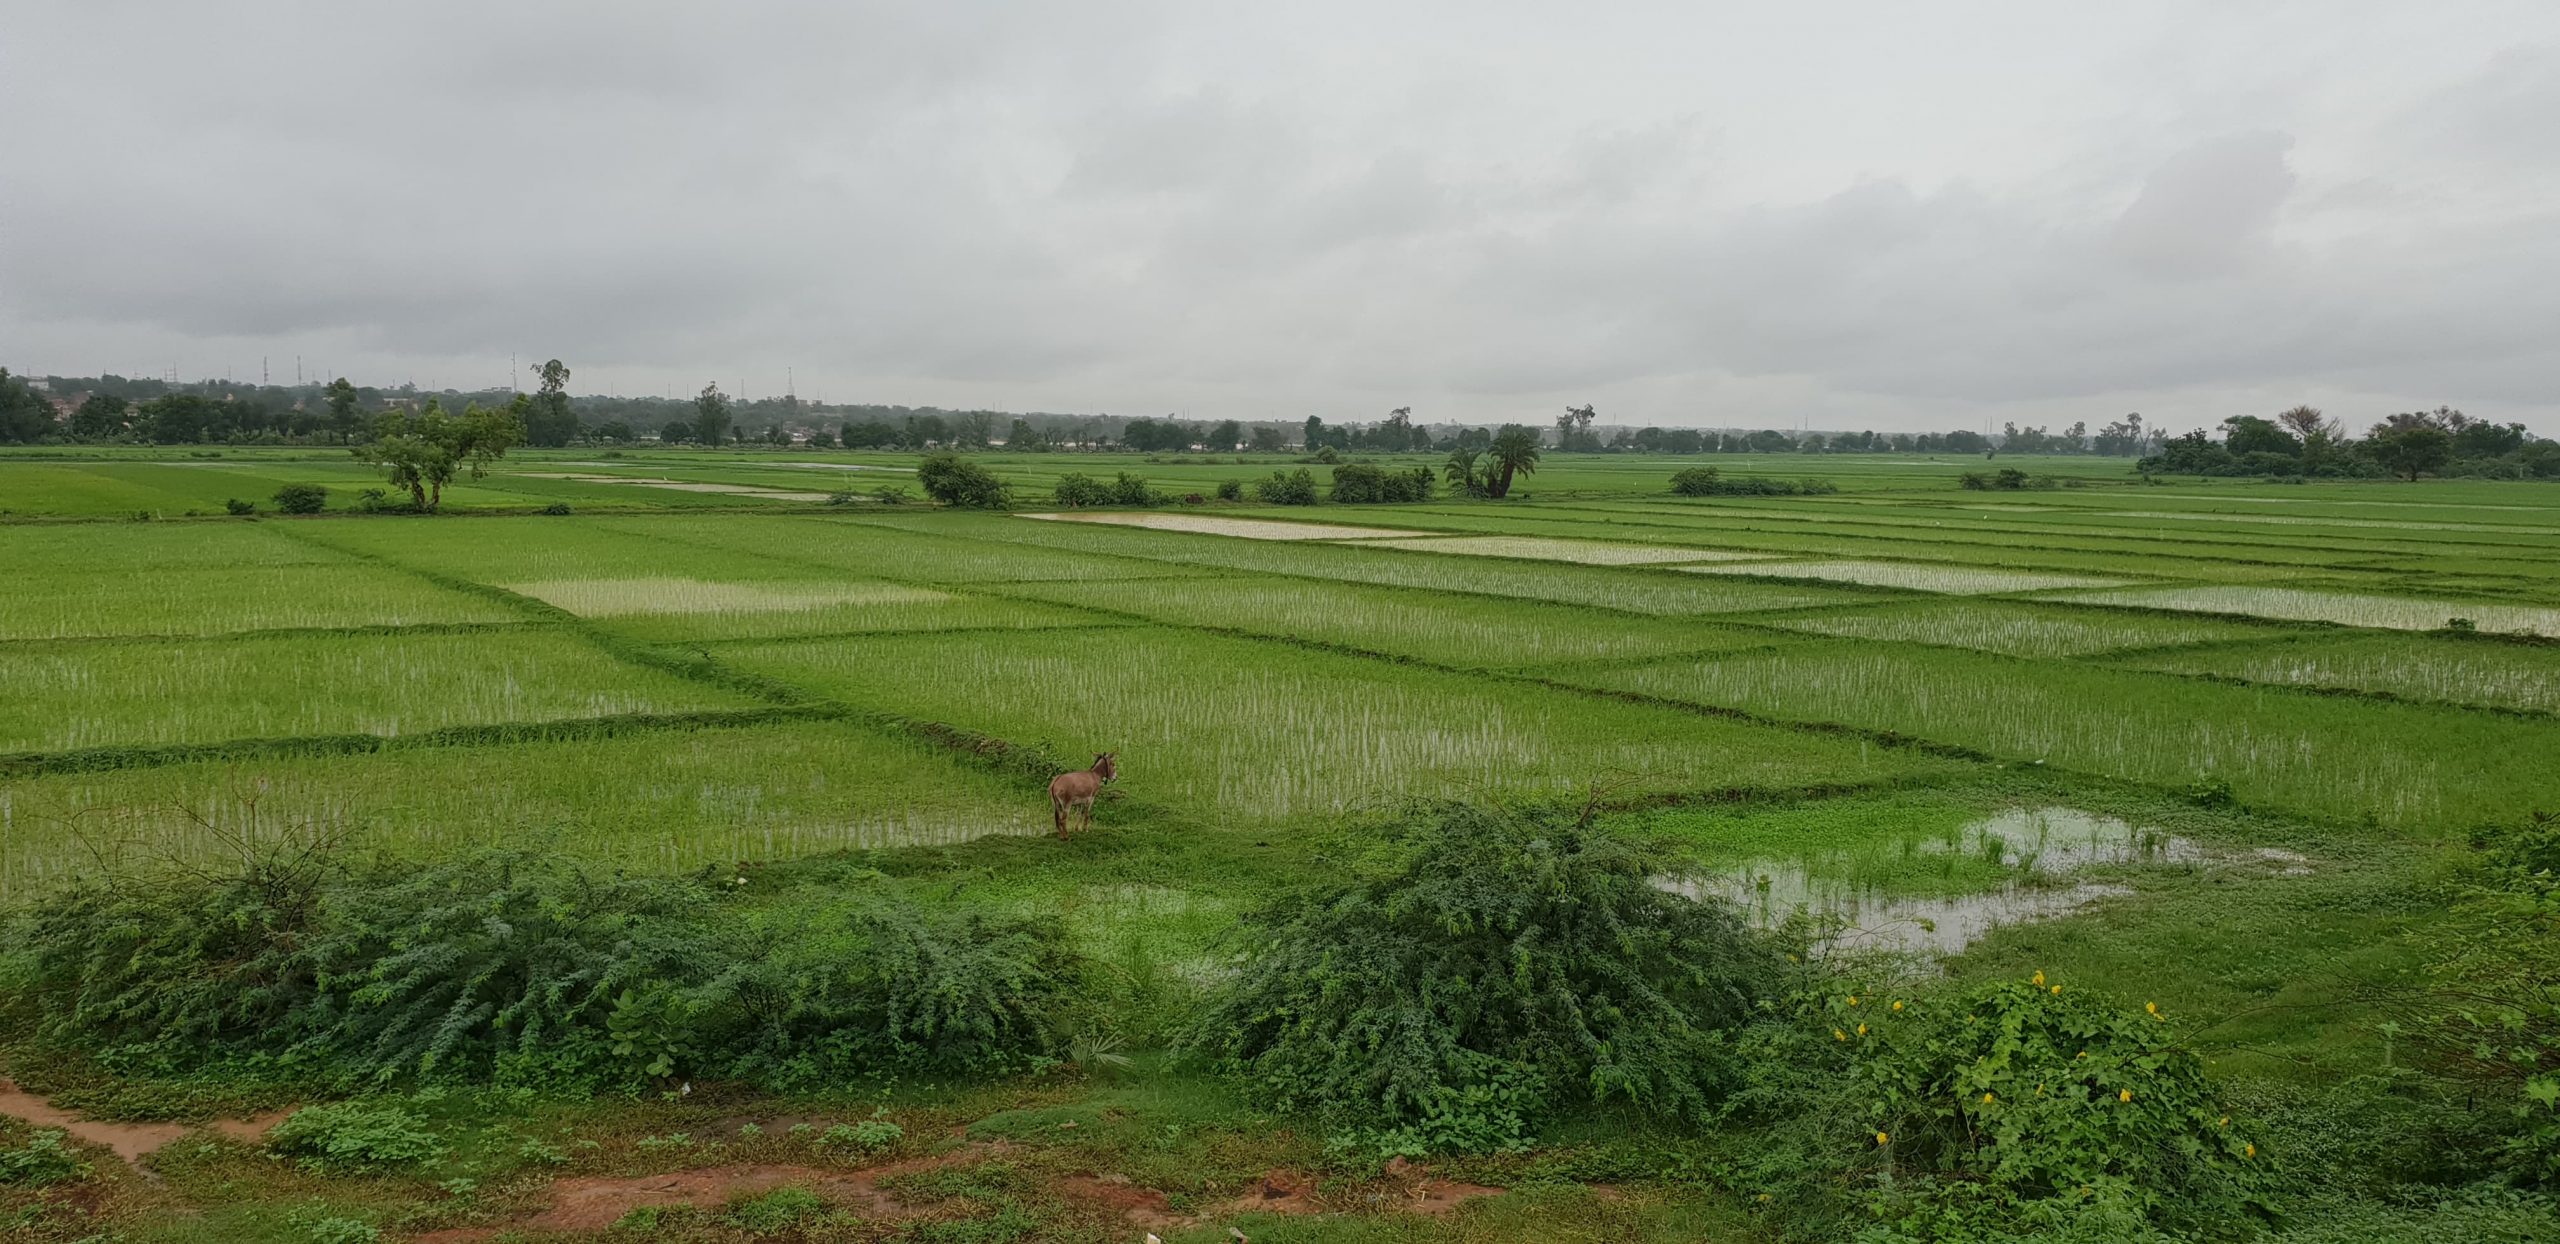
[{"left": 3, "top": 445, "right": 2557, "bottom": 1244}]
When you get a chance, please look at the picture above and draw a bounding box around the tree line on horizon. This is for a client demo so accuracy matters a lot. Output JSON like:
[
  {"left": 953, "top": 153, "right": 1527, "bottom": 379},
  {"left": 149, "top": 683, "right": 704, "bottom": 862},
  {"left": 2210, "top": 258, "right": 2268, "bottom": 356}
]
[{"left": 3, "top": 367, "right": 2552, "bottom": 480}]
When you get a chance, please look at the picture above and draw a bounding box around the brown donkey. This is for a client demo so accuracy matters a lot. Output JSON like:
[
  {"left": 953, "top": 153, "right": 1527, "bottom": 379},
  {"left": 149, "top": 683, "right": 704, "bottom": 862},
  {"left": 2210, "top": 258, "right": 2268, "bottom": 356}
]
[{"left": 1048, "top": 752, "right": 1118, "bottom": 838}]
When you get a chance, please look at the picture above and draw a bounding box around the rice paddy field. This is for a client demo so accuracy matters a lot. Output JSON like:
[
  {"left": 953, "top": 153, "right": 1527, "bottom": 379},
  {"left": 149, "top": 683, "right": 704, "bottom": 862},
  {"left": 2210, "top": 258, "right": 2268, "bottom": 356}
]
[{"left": 5, "top": 444, "right": 2559, "bottom": 1243}]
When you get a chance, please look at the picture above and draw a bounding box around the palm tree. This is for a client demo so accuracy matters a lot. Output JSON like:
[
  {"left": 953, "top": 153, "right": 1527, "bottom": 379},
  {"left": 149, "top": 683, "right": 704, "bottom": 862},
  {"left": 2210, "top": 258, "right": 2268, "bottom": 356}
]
[
  {"left": 1486, "top": 424, "right": 1542, "bottom": 498},
  {"left": 1442, "top": 447, "right": 1484, "bottom": 497}
]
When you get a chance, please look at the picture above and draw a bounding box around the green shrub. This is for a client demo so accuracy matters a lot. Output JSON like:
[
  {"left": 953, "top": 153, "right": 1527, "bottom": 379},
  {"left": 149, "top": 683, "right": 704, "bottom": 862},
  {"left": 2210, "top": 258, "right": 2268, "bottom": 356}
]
[
  {"left": 0, "top": 1128, "right": 88, "bottom": 1187},
  {"left": 1795, "top": 975, "right": 2269, "bottom": 1239},
  {"left": 1215, "top": 478, "right": 1243, "bottom": 501},
  {"left": 272, "top": 483, "right": 329, "bottom": 513},
  {"left": 872, "top": 485, "right": 911, "bottom": 504},
  {"left": 295, "top": 1215, "right": 382, "bottom": 1244},
  {"left": 2414, "top": 814, "right": 2560, "bottom": 1187},
  {"left": 5, "top": 845, "right": 1081, "bottom": 1093},
  {"left": 225, "top": 497, "right": 257, "bottom": 515},
  {"left": 1672, "top": 467, "right": 1837, "bottom": 496},
  {"left": 815, "top": 1117, "right": 904, "bottom": 1153},
  {"left": 916, "top": 454, "right": 1010, "bottom": 509},
  {"left": 539, "top": 501, "right": 573, "bottom": 515},
  {"left": 266, "top": 1102, "right": 443, "bottom": 1171},
  {"left": 1330, "top": 463, "right": 1436, "bottom": 503},
  {"left": 1253, "top": 468, "right": 1318, "bottom": 505},
  {"left": 1051, "top": 473, "right": 1110, "bottom": 507},
  {"left": 726, "top": 1185, "right": 825, "bottom": 1233},
  {"left": 1191, "top": 802, "right": 1782, "bottom": 1153}
]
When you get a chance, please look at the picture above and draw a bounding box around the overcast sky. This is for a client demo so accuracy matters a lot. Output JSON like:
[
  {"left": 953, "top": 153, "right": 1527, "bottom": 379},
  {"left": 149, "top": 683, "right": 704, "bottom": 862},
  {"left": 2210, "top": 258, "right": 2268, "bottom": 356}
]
[{"left": 5, "top": 2, "right": 2556, "bottom": 433}]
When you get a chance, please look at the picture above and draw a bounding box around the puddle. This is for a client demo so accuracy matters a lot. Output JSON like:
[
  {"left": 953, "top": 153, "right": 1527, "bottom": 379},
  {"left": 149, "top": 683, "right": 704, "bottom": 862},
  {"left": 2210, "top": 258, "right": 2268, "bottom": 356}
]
[{"left": 1660, "top": 807, "right": 2281, "bottom": 955}]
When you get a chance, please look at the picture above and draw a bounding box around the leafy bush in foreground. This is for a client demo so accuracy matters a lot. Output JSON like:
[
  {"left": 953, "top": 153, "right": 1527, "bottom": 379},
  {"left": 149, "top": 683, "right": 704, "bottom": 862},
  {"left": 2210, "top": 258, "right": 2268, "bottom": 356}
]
[
  {"left": 265, "top": 1102, "right": 442, "bottom": 1171},
  {"left": 2414, "top": 814, "right": 2560, "bottom": 1186},
  {"left": 2, "top": 847, "right": 1081, "bottom": 1093},
  {"left": 0, "top": 1128, "right": 88, "bottom": 1187},
  {"left": 1254, "top": 468, "right": 1319, "bottom": 505},
  {"left": 1191, "top": 802, "right": 1783, "bottom": 1153},
  {"left": 1735, "top": 974, "right": 2269, "bottom": 1241}
]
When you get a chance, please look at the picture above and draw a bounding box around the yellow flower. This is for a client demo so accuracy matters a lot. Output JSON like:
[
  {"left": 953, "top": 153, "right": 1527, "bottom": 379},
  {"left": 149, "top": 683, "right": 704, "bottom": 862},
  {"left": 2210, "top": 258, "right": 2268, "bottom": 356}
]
[
  {"left": 2076, "top": 1050, "right": 2088, "bottom": 1059},
  {"left": 1756, "top": 1193, "right": 1772, "bottom": 1203},
  {"left": 2244, "top": 1143, "right": 2256, "bottom": 1158},
  {"left": 1857, "top": 1023, "right": 1868, "bottom": 1036},
  {"left": 2035, "top": 1083, "right": 2046, "bottom": 1096},
  {"left": 2218, "top": 1116, "right": 2229, "bottom": 1129},
  {"left": 2119, "top": 1089, "right": 2134, "bottom": 1103},
  {"left": 1834, "top": 1029, "right": 1847, "bottom": 1042},
  {"left": 1847, "top": 995, "right": 1859, "bottom": 1006},
  {"left": 1891, "top": 1000, "right": 1904, "bottom": 1011},
  {"left": 1875, "top": 1131, "right": 1890, "bottom": 1146},
  {"left": 2051, "top": 985, "right": 2062, "bottom": 995},
  {"left": 2146, "top": 1001, "right": 2161, "bottom": 1019},
  {"left": 2032, "top": 970, "right": 2046, "bottom": 986},
  {"left": 1981, "top": 1092, "right": 1996, "bottom": 1104}
]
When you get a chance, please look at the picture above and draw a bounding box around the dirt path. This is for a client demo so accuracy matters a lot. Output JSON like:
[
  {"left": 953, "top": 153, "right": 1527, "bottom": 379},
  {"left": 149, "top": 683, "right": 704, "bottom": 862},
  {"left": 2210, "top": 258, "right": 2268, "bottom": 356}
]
[{"left": 0, "top": 1079, "right": 288, "bottom": 1166}]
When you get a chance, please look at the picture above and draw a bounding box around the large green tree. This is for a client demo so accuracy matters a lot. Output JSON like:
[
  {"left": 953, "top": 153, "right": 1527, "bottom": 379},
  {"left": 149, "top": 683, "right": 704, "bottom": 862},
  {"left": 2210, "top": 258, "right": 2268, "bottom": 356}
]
[
  {"left": 0, "top": 370, "right": 53, "bottom": 443},
  {"left": 692, "top": 383, "right": 731, "bottom": 446},
  {"left": 69, "top": 393, "right": 131, "bottom": 439},
  {"left": 324, "top": 378, "right": 362, "bottom": 440},
  {"left": 1486, "top": 424, "right": 1542, "bottom": 498},
  {"left": 2367, "top": 421, "right": 2452, "bottom": 482},
  {"left": 526, "top": 359, "right": 578, "bottom": 448},
  {"left": 357, "top": 396, "right": 527, "bottom": 510}
]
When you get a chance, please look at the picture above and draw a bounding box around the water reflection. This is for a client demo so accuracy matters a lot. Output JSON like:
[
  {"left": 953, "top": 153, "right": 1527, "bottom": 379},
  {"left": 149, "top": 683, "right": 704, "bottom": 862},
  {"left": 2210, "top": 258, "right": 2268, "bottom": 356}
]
[{"left": 1659, "top": 807, "right": 2261, "bottom": 956}]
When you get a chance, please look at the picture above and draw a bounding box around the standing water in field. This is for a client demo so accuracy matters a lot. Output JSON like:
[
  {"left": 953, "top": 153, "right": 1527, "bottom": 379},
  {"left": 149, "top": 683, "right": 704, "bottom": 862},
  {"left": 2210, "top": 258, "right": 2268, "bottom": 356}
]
[{"left": 1660, "top": 807, "right": 2270, "bottom": 955}]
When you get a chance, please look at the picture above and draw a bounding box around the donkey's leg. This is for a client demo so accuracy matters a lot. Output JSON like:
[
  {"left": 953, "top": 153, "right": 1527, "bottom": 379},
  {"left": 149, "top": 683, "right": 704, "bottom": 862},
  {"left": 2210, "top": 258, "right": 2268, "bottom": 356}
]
[{"left": 1053, "top": 795, "right": 1069, "bottom": 838}]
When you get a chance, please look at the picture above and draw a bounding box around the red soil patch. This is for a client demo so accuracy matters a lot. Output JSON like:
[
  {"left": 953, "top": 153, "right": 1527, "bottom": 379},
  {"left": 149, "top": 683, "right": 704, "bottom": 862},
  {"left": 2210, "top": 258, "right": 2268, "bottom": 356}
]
[
  {"left": 409, "top": 1147, "right": 993, "bottom": 1240},
  {"left": 1060, "top": 1173, "right": 1189, "bottom": 1229}
]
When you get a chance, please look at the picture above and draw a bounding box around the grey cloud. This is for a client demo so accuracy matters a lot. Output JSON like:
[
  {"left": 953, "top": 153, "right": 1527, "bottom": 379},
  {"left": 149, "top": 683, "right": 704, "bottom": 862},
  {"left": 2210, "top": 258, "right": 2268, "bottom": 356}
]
[{"left": 4, "top": 1, "right": 2558, "bottom": 431}]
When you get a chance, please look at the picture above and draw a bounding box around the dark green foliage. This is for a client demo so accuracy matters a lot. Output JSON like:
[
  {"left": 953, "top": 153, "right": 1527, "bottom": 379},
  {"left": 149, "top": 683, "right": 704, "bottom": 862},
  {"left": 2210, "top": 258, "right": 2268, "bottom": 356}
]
[
  {"left": 265, "top": 1102, "right": 442, "bottom": 1171},
  {"left": 2413, "top": 815, "right": 2560, "bottom": 1186},
  {"left": 1738, "top": 976, "right": 2269, "bottom": 1240},
  {"left": 726, "top": 1185, "right": 825, "bottom": 1232},
  {"left": 916, "top": 454, "right": 1011, "bottom": 509},
  {"left": 1254, "top": 468, "right": 1318, "bottom": 505},
  {"left": 1329, "top": 463, "right": 1436, "bottom": 503},
  {"left": 3, "top": 844, "right": 1082, "bottom": 1094},
  {"left": 1051, "top": 472, "right": 1110, "bottom": 507},
  {"left": 224, "top": 497, "right": 256, "bottom": 515},
  {"left": 539, "top": 502, "right": 573, "bottom": 515},
  {"left": 1672, "top": 467, "right": 1838, "bottom": 496},
  {"left": 272, "top": 483, "right": 329, "bottom": 513},
  {"left": 0, "top": 1129, "right": 87, "bottom": 1187},
  {"left": 1191, "top": 802, "right": 1782, "bottom": 1153},
  {"left": 1214, "top": 478, "right": 1244, "bottom": 501}
]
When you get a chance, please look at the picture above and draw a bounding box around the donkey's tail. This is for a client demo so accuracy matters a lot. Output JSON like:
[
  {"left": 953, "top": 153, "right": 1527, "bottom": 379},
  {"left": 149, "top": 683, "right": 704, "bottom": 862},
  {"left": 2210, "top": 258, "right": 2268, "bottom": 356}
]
[{"left": 1051, "top": 795, "right": 1068, "bottom": 837}]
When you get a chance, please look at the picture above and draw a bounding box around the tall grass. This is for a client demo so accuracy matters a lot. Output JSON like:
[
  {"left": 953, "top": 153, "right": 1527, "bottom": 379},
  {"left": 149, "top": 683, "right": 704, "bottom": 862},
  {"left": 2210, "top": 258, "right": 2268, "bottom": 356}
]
[
  {"left": 0, "top": 719, "right": 1048, "bottom": 902},
  {"left": 0, "top": 630, "right": 752, "bottom": 754},
  {"left": 1677, "top": 559, "right": 2127, "bottom": 594},
  {"left": 717, "top": 627, "right": 1956, "bottom": 823},
  {"left": 2055, "top": 585, "right": 2560, "bottom": 635},
  {"left": 996, "top": 575, "right": 1794, "bottom": 667},
  {"left": 4, "top": 564, "right": 520, "bottom": 640},
  {"left": 875, "top": 514, "right": 1874, "bottom": 615},
  {"left": 1354, "top": 535, "right": 1764, "bottom": 565},
  {"left": 1565, "top": 641, "right": 2560, "bottom": 830},
  {"left": 1766, "top": 598, "right": 2287, "bottom": 657},
  {"left": 2115, "top": 632, "right": 2560, "bottom": 714}
]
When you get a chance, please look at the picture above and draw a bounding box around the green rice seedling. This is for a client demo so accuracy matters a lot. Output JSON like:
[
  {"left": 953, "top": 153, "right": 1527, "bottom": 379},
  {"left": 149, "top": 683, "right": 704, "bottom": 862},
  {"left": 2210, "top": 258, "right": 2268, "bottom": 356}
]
[
  {"left": 1762, "top": 598, "right": 2287, "bottom": 657},
  {"left": 0, "top": 719, "right": 1049, "bottom": 900},
  {"left": 2053, "top": 584, "right": 2560, "bottom": 635},
  {"left": 1017, "top": 511, "right": 1429, "bottom": 540},
  {"left": 1348, "top": 534, "right": 1766, "bottom": 565},
  {"left": 0, "top": 519, "right": 351, "bottom": 574},
  {"left": 2114, "top": 632, "right": 2560, "bottom": 714},
  {"left": 1675, "top": 559, "right": 2128, "bottom": 594},
  {"left": 716, "top": 627, "right": 1957, "bottom": 823},
  {"left": 0, "top": 630, "right": 753, "bottom": 755},
  {"left": 994, "top": 575, "right": 1793, "bottom": 667},
  {"left": 613, "top": 513, "right": 1217, "bottom": 582},
  {"left": 506, "top": 575, "right": 1102, "bottom": 641},
  {"left": 869, "top": 513, "right": 1875, "bottom": 614},
  {"left": 3, "top": 563, "right": 522, "bottom": 640},
  {"left": 1563, "top": 640, "right": 2560, "bottom": 830}
]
